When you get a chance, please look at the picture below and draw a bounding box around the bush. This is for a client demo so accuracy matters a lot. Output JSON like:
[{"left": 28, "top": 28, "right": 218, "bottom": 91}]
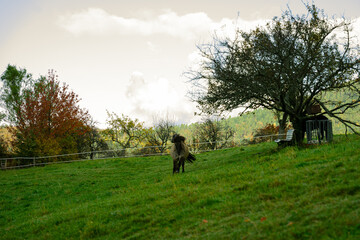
[
  {"left": 250, "top": 123, "right": 293, "bottom": 144},
  {"left": 250, "top": 124, "right": 279, "bottom": 144}
]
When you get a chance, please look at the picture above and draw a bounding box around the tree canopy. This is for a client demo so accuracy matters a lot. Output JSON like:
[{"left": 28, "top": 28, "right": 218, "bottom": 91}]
[
  {"left": 1, "top": 66, "right": 91, "bottom": 156},
  {"left": 188, "top": 4, "right": 360, "bottom": 144},
  {"left": 104, "top": 111, "right": 146, "bottom": 149},
  {"left": 0, "top": 64, "right": 32, "bottom": 124}
]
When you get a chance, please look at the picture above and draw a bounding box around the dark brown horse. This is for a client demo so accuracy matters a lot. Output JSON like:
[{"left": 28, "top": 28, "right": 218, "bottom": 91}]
[{"left": 170, "top": 134, "right": 196, "bottom": 174}]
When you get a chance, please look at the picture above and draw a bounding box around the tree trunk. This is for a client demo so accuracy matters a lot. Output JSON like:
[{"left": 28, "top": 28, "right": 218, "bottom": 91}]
[
  {"left": 290, "top": 116, "right": 305, "bottom": 145},
  {"left": 278, "top": 112, "right": 288, "bottom": 135}
]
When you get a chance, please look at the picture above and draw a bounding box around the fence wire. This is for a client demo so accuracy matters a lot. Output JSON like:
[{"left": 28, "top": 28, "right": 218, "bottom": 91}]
[{"left": 0, "top": 134, "right": 285, "bottom": 170}]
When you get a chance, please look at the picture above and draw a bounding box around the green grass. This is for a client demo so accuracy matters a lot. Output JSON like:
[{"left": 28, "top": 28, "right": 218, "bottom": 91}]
[{"left": 1, "top": 135, "right": 360, "bottom": 239}]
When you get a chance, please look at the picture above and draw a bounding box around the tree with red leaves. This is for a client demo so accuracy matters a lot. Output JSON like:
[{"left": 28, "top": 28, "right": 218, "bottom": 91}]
[{"left": 12, "top": 70, "right": 90, "bottom": 157}]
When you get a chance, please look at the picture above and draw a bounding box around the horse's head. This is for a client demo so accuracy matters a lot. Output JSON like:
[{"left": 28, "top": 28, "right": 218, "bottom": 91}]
[
  {"left": 171, "top": 133, "right": 186, "bottom": 143},
  {"left": 171, "top": 134, "right": 179, "bottom": 143}
]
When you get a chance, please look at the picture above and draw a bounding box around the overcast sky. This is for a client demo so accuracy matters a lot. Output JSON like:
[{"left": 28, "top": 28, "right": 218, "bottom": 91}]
[{"left": 1, "top": 0, "right": 359, "bottom": 128}]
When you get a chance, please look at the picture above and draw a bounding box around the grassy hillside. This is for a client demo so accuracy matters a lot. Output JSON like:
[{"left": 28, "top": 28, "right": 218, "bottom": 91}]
[{"left": 1, "top": 135, "right": 360, "bottom": 239}]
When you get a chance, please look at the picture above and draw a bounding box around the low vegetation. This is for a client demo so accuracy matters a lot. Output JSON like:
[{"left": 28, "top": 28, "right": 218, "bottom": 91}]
[{"left": 1, "top": 134, "right": 359, "bottom": 239}]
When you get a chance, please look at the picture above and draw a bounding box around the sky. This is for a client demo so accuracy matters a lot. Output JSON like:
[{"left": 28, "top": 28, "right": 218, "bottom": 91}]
[{"left": 1, "top": 0, "right": 360, "bottom": 128}]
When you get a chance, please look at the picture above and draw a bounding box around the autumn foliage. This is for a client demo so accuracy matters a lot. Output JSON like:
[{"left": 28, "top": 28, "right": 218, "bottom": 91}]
[
  {"left": 12, "top": 70, "right": 90, "bottom": 157},
  {"left": 250, "top": 123, "right": 288, "bottom": 144}
]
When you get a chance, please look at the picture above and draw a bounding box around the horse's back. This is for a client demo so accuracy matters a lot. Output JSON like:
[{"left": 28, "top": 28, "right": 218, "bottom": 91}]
[{"left": 170, "top": 142, "right": 189, "bottom": 159}]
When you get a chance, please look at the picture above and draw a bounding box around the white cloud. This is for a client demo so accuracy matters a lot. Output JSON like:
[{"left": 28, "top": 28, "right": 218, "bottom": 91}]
[
  {"left": 146, "top": 41, "right": 157, "bottom": 52},
  {"left": 58, "top": 8, "right": 217, "bottom": 40},
  {"left": 125, "top": 72, "right": 197, "bottom": 125},
  {"left": 57, "top": 8, "right": 270, "bottom": 41}
]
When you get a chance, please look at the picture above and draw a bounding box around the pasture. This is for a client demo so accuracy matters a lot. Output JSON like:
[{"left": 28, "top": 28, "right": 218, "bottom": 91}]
[{"left": 1, "top": 135, "right": 360, "bottom": 239}]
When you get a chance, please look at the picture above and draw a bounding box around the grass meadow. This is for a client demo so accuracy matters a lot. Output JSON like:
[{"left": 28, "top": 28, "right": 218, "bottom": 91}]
[{"left": 1, "top": 135, "right": 360, "bottom": 239}]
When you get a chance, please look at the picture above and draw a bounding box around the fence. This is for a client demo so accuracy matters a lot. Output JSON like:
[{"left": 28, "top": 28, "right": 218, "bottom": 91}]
[
  {"left": 306, "top": 120, "right": 333, "bottom": 144},
  {"left": 0, "top": 133, "right": 286, "bottom": 170}
]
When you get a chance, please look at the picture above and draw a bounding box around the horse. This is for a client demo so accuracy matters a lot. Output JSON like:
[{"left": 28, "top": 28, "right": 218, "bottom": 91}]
[{"left": 170, "top": 134, "right": 196, "bottom": 174}]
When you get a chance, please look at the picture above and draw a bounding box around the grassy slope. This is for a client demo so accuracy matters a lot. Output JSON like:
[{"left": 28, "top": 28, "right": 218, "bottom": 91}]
[{"left": 1, "top": 135, "right": 360, "bottom": 239}]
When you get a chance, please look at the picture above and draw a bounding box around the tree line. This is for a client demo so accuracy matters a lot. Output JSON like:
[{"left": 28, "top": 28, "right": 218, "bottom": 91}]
[
  {"left": 0, "top": 64, "right": 358, "bottom": 165},
  {"left": 0, "top": 66, "right": 235, "bottom": 165}
]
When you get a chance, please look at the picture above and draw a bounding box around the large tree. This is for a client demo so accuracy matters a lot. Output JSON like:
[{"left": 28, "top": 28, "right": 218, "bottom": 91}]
[
  {"left": 15, "top": 70, "right": 90, "bottom": 156},
  {"left": 1, "top": 67, "right": 91, "bottom": 156},
  {"left": 188, "top": 4, "right": 360, "bottom": 144}
]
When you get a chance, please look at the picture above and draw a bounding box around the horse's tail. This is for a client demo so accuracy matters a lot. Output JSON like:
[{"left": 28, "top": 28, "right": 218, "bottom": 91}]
[{"left": 186, "top": 153, "right": 196, "bottom": 163}]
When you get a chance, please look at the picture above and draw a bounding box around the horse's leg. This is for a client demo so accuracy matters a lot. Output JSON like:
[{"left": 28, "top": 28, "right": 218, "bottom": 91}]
[
  {"left": 173, "top": 159, "right": 179, "bottom": 174},
  {"left": 175, "top": 158, "right": 181, "bottom": 173},
  {"left": 182, "top": 159, "right": 185, "bottom": 173}
]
